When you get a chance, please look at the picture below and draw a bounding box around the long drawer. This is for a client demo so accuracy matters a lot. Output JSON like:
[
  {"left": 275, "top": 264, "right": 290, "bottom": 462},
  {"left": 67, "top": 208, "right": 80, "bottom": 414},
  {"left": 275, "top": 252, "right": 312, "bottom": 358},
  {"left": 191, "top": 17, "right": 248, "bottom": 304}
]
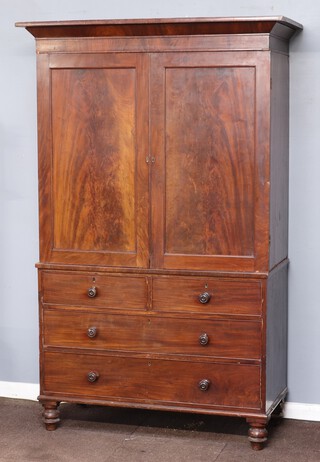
[
  {"left": 152, "top": 276, "right": 262, "bottom": 315},
  {"left": 41, "top": 271, "right": 148, "bottom": 310},
  {"left": 43, "top": 309, "right": 261, "bottom": 360},
  {"left": 43, "top": 352, "right": 261, "bottom": 409}
]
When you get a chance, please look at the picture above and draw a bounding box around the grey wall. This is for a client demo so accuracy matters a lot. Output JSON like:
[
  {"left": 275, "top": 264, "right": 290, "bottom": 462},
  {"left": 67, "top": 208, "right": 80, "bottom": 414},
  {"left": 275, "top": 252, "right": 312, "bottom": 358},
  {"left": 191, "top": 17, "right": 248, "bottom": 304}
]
[{"left": 0, "top": 0, "right": 319, "bottom": 404}]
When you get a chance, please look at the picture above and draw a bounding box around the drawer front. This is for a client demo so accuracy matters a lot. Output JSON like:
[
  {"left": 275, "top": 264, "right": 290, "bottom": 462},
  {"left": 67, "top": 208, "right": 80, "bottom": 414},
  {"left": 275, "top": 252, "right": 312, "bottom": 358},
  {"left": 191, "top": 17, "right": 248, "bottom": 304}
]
[
  {"left": 43, "top": 352, "right": 261, "bottom": 409},
  {"left": 43, "top": 309, "right": 261, "bottom": 360},
  {"left": 153, "top": 277, "right": 262, "bottom": 315},
  {"left": 41, "top": 271, "right": 148, "bottom": 309}
]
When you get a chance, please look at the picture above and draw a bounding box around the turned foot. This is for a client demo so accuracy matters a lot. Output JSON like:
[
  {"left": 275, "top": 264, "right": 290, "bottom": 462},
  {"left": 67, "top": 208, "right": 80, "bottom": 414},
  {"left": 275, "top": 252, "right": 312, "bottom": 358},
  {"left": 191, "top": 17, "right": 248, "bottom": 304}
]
[
  {"left": 247, "top": 419, "right": 268, "bottom": 450},
  {"left": 42, "top": 401, "right": 60, "bottom": 431}
]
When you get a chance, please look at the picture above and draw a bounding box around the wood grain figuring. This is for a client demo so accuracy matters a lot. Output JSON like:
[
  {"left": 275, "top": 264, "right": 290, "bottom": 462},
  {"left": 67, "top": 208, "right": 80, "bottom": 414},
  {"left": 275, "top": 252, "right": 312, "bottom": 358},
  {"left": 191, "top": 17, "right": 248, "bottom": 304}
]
[
  {"left": 37, "top": 53, "right": 149, "bottom": 267},
  {"left": 23, "top": 21, "right": 280, "bottom": 38},
  {"left": 37, "top": 53, "right": 52, "bottom": 263},
  {"left": 36, "top": 261, "right": 271, "bottom": 278},
  {"left": 152, "top": 277, "right": 262, "bottom": 315},
  {"left": 43, "top": 309, "right": 261, "bottom": 360},
  {"left": 252, "top": 53, "right": 271, "bottom": 272},
  {"left": 52, "top": 67, "right": 136, "bottom": 252},
  {"left": 43, "top": 352, "right": 261, "bottom": 408},
  {"left": 165, "top": 65, "right": 255, "bottom": 257},
  {"left": 35, "top": 36, "right": 278, "bottom": 55},
  {"left": 41, "top": 271, "right": 148, "bottom": 310},
  {"left": 16, "top": 16, "right": 302, "bottom": 39},
  {"left": 18, "top": 16, "right": 301, "bottom": 449},
  {"left": 150, "top": 52, "right": 269, "bottom": 273}
]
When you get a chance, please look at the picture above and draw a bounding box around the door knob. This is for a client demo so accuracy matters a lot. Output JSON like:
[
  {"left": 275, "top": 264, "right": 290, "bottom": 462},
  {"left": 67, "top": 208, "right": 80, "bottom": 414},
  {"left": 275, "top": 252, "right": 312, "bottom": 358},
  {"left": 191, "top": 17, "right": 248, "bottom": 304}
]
[
  {"left": 87, "top": 287, "right": 97, "bottom": 298},
  {"left": 87, "top": 371, "right": 99, "bottom": 383},
  {"left": 199, "top": 333, "right": 209, "bottom": 346},
  {"left": 87, "top": 327, "right": 97, "bottom": 338},
  {"left": 198, "top": 292, "right": 211, "bottom": 304},
  {"left": 198, "top": 379, "right": 211, "bottom": 391}
]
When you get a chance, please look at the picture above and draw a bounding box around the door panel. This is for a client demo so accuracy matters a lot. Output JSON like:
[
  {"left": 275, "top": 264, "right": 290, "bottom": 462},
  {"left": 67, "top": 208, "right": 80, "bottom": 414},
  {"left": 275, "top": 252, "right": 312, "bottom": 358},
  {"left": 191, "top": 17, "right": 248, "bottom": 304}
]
[
  {"left": 150, "top": 52, "right": 270, "bottom": 271},
  {"left": 165, "top": 66, "right": 254, "bottom": 256},
  {"left": 52, "top": 67, "right": 136, "bottom": 253},
  {"left": 38, "top": 53, "right": 149, "bottom": 267}
]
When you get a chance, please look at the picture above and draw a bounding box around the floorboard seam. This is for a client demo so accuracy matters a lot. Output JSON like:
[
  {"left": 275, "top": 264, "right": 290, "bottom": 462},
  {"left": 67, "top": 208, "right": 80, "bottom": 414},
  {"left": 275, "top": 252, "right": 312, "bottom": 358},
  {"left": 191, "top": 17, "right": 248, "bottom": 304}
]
[{"left": 213, "top": 442, "right": 227, "bottom": 461}]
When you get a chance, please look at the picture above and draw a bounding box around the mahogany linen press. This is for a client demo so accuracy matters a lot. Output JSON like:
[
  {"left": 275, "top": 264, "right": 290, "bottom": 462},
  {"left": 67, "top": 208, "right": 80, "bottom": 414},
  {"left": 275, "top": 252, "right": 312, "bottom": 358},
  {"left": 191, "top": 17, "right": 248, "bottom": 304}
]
[{"left": 16, "top": 16, "right": 302, "bottom": 449}]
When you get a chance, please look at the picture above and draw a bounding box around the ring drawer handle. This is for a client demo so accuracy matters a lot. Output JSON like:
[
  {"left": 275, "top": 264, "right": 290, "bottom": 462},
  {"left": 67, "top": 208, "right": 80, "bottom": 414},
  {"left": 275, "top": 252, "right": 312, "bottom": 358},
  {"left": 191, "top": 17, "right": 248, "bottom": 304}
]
[
  {"left": 198, "top": 379, "right": 211, "bottom": 392},
  {"left": 87, "top": 371, "right": 99, "bottom": 383},
  {"left": 199, "top": 333, "right": 209, "bottom": 346},
  {"left": 198, "top": 292, "right": 211, "bottom": 304},
  {"left": 87, "top": 287, "right": 97, "bottom": 298},
  {"left": 87, "top": 327, "right": 97, "bottom": 338}
]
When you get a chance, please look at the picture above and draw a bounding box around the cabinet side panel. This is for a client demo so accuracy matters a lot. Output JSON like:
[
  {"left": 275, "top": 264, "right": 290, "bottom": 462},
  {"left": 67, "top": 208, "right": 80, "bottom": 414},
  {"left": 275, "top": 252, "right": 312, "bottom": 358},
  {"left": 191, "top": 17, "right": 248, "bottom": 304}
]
[
  {"left": 269, "top": 52, "right": 289, "bottom": 269},
  {"left": 266, "top": 263, "right": 288, "bottom": 412}
]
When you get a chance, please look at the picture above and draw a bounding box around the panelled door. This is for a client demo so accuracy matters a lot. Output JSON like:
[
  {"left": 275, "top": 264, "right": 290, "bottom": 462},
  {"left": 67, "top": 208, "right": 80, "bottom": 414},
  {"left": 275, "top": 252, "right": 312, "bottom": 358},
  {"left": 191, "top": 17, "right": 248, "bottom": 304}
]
[
  {"left": 150, "top": 52, "right": 270, "bottom": 272},
  {"left": 38, "top": 53, "right": 149, "bottom": 267}
]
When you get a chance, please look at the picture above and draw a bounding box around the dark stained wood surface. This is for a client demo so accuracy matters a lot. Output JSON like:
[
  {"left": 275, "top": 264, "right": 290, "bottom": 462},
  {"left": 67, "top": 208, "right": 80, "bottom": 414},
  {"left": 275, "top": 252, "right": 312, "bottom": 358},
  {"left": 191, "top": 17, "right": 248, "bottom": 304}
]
[
  {"left": 36, "top": 261, "right": 272, "bottom": 278},
  {"left": 43, "top": 352, "right": 261, "bottom": 409},
  {"left": 16, "top": 16, "right": 302, "bottom": 39},
  {"left": 17, "top": 16, "right": 301, "bottom": 449},
  {"left": 152, "top": 276, "right": 262, "bottom": 315},
  {"left": 52, "top": 67, "right": 136, "bottom": 252},
  {"left": 41, "top": 271, "right": 148, "bottom": 309},
  {"left": 38, "top": 53, "right": 149, "bottom": 267},
  {"left": 266, "top": 263, "right": 288, "bottom": 412},
  {"left": 164, "top": 65, "right": 255, "bottom": 257},
  {"left": 150, "top": 51, "right": 270, "bottom": 272},
  {"left": 43, "top": 309, "right": 262, "bottom": 360},
  {"left": 269, "top": 52, "right": 289, "bottom": 270},
  {"left": 16, "top": 16, "right": 302, "bottom": 26},
  {"left": 34, "top": 35, "right": 289, "bottom": 55}
]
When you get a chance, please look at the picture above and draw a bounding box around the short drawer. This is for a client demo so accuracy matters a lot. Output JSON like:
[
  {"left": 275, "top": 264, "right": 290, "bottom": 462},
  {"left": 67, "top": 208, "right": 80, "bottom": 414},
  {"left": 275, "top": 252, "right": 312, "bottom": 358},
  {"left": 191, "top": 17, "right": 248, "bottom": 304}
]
[
  {"left": 41, "top": 271, "right": 148, "bottom": 310},
  {"left": 43, "top": 352, "right": 261, "bottom": 409},
  {"left": 152, "top": 276, "right": 262, "bottom": 315},
  {"left": 43, "top": 309, "right": 261, "bottom": 360}
]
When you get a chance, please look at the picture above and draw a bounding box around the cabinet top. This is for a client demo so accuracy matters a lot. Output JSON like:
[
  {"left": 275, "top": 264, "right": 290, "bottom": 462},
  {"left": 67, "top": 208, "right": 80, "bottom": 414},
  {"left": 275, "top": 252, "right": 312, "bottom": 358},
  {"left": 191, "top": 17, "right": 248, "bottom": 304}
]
[{"left": 16, "top": 16, "right": 302, "bottom": 40}]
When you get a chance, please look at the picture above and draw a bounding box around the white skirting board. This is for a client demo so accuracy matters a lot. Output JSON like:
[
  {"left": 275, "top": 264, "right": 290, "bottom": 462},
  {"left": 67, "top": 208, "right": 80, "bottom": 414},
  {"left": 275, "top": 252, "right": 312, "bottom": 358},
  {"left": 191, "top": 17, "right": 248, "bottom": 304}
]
[
  {"left": 0, "top": 381, "right": 320, "bottom": 422},
  {"left": 283, "top": 402, "right": 320, "bottom": 422},
  {"left": 0, "top": 381, "right": 39, "bottom": 401}
]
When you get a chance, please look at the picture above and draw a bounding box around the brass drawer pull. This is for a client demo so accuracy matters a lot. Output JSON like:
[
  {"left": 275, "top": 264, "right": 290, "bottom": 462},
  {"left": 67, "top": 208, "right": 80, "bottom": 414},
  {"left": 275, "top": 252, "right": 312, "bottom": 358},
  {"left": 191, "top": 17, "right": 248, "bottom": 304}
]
[
  {"left": 87, "top": 371, "right": 99, "bottom": 383},
  {"left": 198, "top": 379, "right": 211, "bottom": 391},
  {"left": 87, "top": 287, "right": 97, "bottom": 298},
  {"left": 199, "top": 333, "right": 209, "bottom": 346},
  {"left": 198, "top": 292, "right": 211, "bottom": 304},
  {"left": 87, "top": 327, "right": 97, "bottom": 338}
]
